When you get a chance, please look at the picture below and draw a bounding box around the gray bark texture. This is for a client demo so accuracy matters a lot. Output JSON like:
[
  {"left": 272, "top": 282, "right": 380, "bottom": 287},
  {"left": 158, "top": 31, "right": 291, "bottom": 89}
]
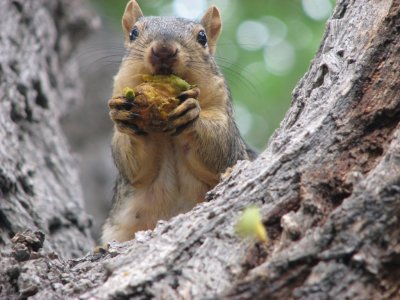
[
  {"left": 1, "top": 0, "right": 400, "bottom": 299},
  {"left": 0, "top": 0, "right": 96, "bottom": 259}
]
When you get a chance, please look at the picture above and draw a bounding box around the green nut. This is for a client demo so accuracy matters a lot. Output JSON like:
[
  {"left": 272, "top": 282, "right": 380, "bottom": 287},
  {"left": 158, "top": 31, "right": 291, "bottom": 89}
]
[
  {"left": 141, "top": 74, "right": 192, "bottom": 93},
  {"left": 123, "top": 87, "right": 135, "bottom": 100}
]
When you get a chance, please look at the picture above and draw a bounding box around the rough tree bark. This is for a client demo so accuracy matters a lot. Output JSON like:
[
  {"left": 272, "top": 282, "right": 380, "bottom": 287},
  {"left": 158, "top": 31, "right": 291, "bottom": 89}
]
[
  {"left": 1, "top": 0, "right": 400, "bottom": 299},
  {"left": 0, "top": 0, "right": 96, "bottom": 259}
]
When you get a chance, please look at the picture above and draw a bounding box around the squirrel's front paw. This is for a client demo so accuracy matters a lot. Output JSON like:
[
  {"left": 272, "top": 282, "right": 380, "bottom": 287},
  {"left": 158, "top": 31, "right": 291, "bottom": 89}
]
[
  {"left": 108, "top": 97, "right": 147, "bottom": 136},
  {"left": 164, "top": 88, "right": 200, "bottom": 136}
]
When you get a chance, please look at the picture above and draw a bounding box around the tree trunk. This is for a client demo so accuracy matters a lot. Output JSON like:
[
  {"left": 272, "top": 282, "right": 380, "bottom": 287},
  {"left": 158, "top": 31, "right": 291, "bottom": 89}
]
[
  {"left": 1, "top": 0, "right": 400, "bottom": 299},
  {"left": 0, "top": 0, "right": 96, "bottom": 258}
]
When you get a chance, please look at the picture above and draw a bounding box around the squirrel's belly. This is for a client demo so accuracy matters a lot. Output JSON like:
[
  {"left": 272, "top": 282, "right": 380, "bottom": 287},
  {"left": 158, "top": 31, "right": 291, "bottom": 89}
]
[
  {"left": 138, "top": 157, "right": 209, "bottom": 220},
  {"left": 109, "top": 152, "right": 210, "bottom": 241}
]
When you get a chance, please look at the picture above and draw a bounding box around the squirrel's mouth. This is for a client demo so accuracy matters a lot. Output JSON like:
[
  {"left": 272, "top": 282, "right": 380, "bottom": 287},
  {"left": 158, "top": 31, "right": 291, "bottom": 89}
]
[
  {"left": 149, "top": 45, "right": 178, "bottom": 76},
  {"left": 153, "top": 65, "right": 174, "bottom": 76}
]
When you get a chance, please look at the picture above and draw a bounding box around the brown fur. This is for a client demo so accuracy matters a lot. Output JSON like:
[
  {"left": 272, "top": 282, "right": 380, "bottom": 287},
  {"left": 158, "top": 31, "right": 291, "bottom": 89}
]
[{"left": 102, "top": 0, "right": 256, "bottom": 243}]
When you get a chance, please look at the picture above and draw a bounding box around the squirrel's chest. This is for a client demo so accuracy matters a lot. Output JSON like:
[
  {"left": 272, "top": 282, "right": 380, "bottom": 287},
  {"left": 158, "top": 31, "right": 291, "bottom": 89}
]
[{"left": 138, "top": 137, "right": 209, "bottom": 217}]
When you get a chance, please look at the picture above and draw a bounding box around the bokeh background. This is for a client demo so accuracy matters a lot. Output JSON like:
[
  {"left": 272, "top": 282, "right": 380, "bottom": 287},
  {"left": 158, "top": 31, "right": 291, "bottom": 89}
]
[{"left": 61, "top": 0, "right": 335, "bottom": 241}]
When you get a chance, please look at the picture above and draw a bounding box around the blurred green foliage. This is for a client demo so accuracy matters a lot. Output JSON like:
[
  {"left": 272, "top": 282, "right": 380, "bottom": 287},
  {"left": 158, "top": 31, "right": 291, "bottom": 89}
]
[{"left": 91, "top": 0, "right": 334, "bottom": 150}]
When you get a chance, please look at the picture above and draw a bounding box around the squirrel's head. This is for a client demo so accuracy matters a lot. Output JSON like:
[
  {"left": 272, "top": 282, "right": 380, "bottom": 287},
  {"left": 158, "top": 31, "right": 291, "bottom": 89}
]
[{"left": 121, "top": 0, "right": 222, "bottom": 81}]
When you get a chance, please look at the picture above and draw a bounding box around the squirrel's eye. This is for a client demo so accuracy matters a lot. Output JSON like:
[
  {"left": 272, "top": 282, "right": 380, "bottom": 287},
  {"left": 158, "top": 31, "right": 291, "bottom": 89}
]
[
  {"left": 197, "top": 30, "right": 207, "bottom": 46},
  {"left": 130, "top": 26, "right": 139, "bottom": 41}
]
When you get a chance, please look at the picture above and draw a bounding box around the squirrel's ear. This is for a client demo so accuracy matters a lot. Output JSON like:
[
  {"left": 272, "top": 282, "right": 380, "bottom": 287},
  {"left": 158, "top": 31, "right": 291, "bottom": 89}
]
[
  {"left": 122, "top": 0, "right": 144, "bottom": 39},
  {"left": 201, "top": 6, "right": 222, "bottom": 54}
]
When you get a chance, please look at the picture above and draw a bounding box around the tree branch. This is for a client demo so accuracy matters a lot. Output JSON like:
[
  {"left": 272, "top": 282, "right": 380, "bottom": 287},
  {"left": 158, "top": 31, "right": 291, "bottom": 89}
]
[{"left": 1, "top": 0, "right": 399, "bottom": 299}]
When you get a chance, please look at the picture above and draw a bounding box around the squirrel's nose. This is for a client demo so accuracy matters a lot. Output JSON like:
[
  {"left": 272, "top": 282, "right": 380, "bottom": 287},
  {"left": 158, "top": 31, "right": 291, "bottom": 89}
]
[
  {"left": 150, "top": 43, "right": 179, "bottom": 75},
  {"left": 151, "top": 45, "right": 178, "bottom": 60}
]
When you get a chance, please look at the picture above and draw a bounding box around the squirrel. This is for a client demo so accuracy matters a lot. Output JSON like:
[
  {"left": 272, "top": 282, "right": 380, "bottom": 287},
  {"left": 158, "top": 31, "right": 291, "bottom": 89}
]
[{"left": 102, "top": 0, "right": 256, "bottom": 243}]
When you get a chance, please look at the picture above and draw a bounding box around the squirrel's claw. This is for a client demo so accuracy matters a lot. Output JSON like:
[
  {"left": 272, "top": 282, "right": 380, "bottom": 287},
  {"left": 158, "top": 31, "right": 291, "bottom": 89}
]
[
  {"left": 177, "top": 87, "right": 200, "bottom": 102},
  {"left": 109, "top": 96, "right": 147, "bottom": 136},
  {"left": 170, "top": 119, "right": 198, "bottom": 136},
  {"left": 168, "top": 98, "right": 198, "bottom": 120},
  {"left": 117, "top": 121, "right": 147, "bottom": 136},
  {"left": 109, "top": 109, "right": 143, "bottom": 122},
  {"left": 164, "top": 98, "right": 200, "bottom": 135},
  {"left": 108, "top": 97, "right": 135, "bottom": 110}
]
